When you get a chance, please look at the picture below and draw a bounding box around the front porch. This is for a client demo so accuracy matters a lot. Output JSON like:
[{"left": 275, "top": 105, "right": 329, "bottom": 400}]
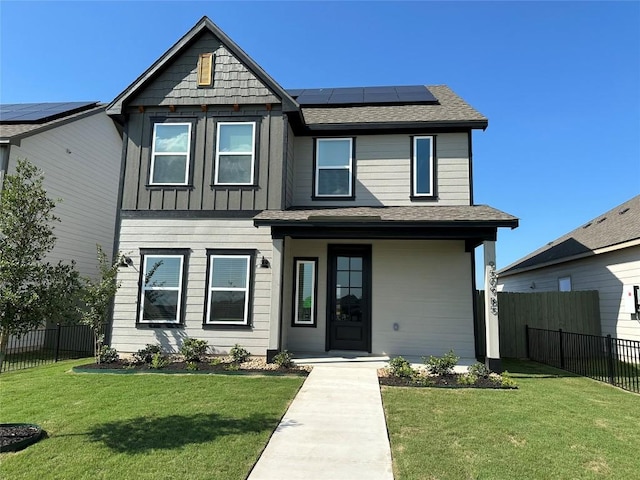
[
  {"left": 290, "top": 350, "right": 476, "bottom": 373},
  {"left": 255, "top": 206, "right": 518, "bottom": 371}
]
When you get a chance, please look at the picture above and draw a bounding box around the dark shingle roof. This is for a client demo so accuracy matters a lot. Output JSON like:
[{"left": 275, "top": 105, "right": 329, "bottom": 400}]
[
  {"left": 0, "top": 102, "right": 103, "bottom": 142},
  {"left": 500, "top": 195, "right": 640, "bottom": 276},
  {"left": 254, "top": 205, "right": 517, "bottom": 227},
  {"left": 300, "top": 85, "right": 487, "bottom": 128}
]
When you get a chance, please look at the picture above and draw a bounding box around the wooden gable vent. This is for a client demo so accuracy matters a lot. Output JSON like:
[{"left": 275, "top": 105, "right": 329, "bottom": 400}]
[{"left": 197, "top": 53, "right": 214, "bottom": 87}]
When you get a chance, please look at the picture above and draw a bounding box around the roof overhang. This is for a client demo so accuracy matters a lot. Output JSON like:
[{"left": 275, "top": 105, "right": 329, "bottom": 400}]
[
  {"left": 288, "top": 118, "right": 487, "bottom": 136},
  {"left": 254, "top": 206, "right": 518, "bottom": 249}
]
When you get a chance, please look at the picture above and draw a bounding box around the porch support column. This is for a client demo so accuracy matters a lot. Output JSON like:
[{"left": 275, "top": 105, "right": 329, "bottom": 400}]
[
  {"left": 266, "top": 238, "right": 283, "bottom": 363},
  {"left": 483, "top": 240, "right": 502, "bottom": 373}
]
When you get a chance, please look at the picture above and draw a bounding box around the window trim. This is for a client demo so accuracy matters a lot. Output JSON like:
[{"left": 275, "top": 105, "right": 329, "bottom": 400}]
[
  {"left": 214, "top": 121, "right": 257, "bottom": 186},
  {"left": 292, "top": 257, "right": 318, "bottom": 328},
  {"left": 410, "top": 135, "right": 436, "bottom": 198},
  {"left": 558, "top": 276, "right": 572, "bottom": 292},
  {"left": 149, "top": 121, "right": 193, "bottom": 186},
  {"left": 136, "top": 248, "right": 190, "bottom": 327},
  {"left": 204, "top": 249, "right": 256, "bottom": 327},
  {"left": 313, "top": 137, "right": 355, "bottom": 200}
]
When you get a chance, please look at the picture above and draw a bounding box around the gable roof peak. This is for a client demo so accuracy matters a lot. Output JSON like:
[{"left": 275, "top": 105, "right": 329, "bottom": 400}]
[{"left": 106, "top": 16, "right": 298, "bottom": 116}]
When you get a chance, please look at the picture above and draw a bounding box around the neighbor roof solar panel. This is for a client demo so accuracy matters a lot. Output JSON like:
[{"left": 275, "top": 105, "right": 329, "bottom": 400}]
[
  {"left": 287, "top": 86, "right": 437, "bottom": 106},
  {"left": 0, "top": 101, "right": 98, "bottom": 123}
]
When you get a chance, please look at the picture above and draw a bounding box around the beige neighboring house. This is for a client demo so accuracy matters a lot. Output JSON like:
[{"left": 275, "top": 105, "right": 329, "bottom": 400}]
[
  {"left": 0, "top": 102, "right": 123, "bottom": 278},
  {"left": 106, "top": 16, "right": 518, "bottom": 370},
  {"left": 498, "top": 195, "right": 640, "bottom": 342}
]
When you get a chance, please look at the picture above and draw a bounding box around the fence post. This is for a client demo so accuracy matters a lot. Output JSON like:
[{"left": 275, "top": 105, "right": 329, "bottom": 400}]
[
  {"left": 559, "top": 328, "right": 564, "bottom": 369},
  {"left": 54, "top": 323, "right": 62, "bottom": 362},
  {"left": 606, "top": 334, "right": 615, "bottom": 385},
  {"left": 525, "top": 324, "right": 530, "bottom": 359}
]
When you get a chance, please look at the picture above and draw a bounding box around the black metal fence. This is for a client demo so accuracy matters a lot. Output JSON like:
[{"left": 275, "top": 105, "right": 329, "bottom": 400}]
[
  {"left": 526, "top": 326, "right": 640, "bottom": 393},
  {"left": 1, "top": 323, "right": 106, "bottom": 373}
]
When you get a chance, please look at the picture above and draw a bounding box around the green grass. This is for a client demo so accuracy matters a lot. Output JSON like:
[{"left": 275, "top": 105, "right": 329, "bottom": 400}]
[
  {"left": 0, "top": 359, "right": 304, "bottom": 480},
  {"left": 382, "top": 360, "right": 640, "bottom": 480}
]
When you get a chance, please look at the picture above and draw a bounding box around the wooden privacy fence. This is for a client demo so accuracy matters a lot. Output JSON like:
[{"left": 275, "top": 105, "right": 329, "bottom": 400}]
[{"left": 475, "top": 291, "right": 601, "bottom": 358}]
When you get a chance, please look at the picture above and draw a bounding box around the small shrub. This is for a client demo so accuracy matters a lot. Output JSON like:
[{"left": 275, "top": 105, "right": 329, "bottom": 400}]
[
  {"left": 186, "top": 361, "right": 199, "bottom": 371},
  {"left": 150, "top": 352, "right": 170, "bottom": 369},
  {"left": 98, "top": 345, "right": 119, "bottom": 364},
  {"left": 468, "top": 362, "right": 491, "bottom": 378},
  {"left": 500, "top": 371, "right": 518, "bottom": 389},
  {"left": 423, "top": 350, "right": 460, "bottom": 375},
  {"left": 230, "top": 344, "right": 250, "bottom": 364},
  {"left": 388, "top": 356, "right": 415, "bottom": 378},
  {"left": 180, "top": 337, "right": 208, "bottom": 362},
  {"left": 273, "top": 350, "right": 294, "bottom": 369},
  {"left": 209, "top": 357, "right": 222, "bottom": 366},
  {"left": 225, "top": 362, "right": 240, "bottom": 371},
  {"left": 412, "top": 373, "right": 434, "bottom": 387},
  {"left": 132, "top": 344, "right": 162, "bottom": 364},
  {"left": 458, "top": 373, "right": 478, "bottom": 386}
]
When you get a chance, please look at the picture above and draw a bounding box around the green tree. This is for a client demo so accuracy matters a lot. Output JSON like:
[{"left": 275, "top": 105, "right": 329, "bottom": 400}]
[
  {"left": 0, "top": 159, "right": 82, "bottom": 369},
  {"left": 81, "top": 245, "right": 120, "bottom": 363}
]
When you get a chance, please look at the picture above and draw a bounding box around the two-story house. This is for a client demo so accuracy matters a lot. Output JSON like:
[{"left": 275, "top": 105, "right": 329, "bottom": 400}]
[{"left": 106, "top": 17, "right": 517, "bottom": 370}]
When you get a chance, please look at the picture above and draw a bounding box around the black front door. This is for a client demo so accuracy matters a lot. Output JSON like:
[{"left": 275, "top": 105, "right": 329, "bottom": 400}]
[{"left": 327, "top": 245, "right": 371, "bottom": 352}]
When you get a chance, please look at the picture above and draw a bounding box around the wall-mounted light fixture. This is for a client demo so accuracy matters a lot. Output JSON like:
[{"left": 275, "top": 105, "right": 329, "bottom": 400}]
[
  {"left": 119, "top": 256, "right": 133, "bottom": 268},
  {"left": 260, "top": 256, "right": 270, "bottom": 268},
  {"left": 529, "top": 282, "right": 536, "bottom": 290}
]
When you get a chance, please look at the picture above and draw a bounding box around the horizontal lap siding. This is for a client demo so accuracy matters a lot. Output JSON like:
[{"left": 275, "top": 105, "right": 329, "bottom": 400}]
[
  {"left": 7, "top": 113, "right": 121, "bottom": 278},
  {"left": 283, "top": 239, "right": 475, "bottom": 357},
  {"left": 292, "top": 133, "right": 470, "bottom": 207},
  {"left": 498, "top": 246, "right": 640, "bottom": 341},
  {"left": 372, "top": 240, "right": 475, "bottom": 357},
  {"left": 111, "top": 218, "right": 274, "bottom": 354}
]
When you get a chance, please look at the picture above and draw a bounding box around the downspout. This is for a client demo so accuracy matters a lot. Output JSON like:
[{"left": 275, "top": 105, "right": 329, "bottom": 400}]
[{"left": 106, "top": 117, "right": 129, "bottom": 346}]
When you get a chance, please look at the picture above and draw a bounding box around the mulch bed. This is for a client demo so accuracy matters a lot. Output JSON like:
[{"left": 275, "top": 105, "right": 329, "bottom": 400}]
[
  {"left": 378, "top": 370, "right": 516, "bottom": 389},
  {"left": 0, "top": 424, "right": 45, "bottom": 452},
  {"left": 75, "top": 357, "right": 311, "bottom": 376}
]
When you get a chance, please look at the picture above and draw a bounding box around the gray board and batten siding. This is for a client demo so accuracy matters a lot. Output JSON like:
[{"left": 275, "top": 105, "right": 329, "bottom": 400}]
[{"left": 121, "top": 106, "right": 285, "bottom": 212}]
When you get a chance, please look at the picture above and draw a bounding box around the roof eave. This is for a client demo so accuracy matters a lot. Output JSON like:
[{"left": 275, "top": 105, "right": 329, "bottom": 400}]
[
  {"left": 303, "top": 119, "right": 488, "bottom": 132},
  {"left": 254, "top": 218, "right": 517, "bottom": 229}
]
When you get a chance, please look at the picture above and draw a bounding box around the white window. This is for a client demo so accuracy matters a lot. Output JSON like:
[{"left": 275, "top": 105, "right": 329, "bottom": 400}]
[
  {"left": 139, "top": 253, "right": 186, "bottom": 324},
  {"left": 215, "top": 122, "right": 256, "bottom": 185},
  {"left": 558, "top": 276, "right": 572, "bottom": 292},
  {"left": 315, "top": 138, "right": 353, "bottom": 197},
  {"left": 294, "top": 259, "right": 317, "bottom": 326},
  {"left": 150, "top": 123, "right": 191, "bottom": 185},
  {"left": 412, "top": 136, "right": 434, "bottom": 196},
  {"left": 206, "top": 253, "right": 252, "bottom": 325}
]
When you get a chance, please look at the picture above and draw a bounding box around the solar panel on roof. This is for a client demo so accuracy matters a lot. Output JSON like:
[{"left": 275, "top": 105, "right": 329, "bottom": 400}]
[
  {"left": 287, "top": 86, "right": 437, "bottom": 106},
  {"left": 0, "top": 101, "right": 98, "bottom": 123}
]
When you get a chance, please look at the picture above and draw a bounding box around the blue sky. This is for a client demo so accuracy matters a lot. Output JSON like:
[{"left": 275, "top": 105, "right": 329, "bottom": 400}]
[{"left": 2, "top": 1, "right": 639, "bottom": 278}]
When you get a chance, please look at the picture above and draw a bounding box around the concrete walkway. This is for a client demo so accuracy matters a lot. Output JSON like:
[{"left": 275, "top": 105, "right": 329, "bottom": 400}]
[{"left": 247, "top": 361, "right": 394, "bottom": 480}]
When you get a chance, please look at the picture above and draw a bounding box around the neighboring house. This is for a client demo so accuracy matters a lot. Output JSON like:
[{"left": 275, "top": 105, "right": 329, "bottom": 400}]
[
  {"left": 106, "top": 16, "right": 518, "bottom": 369},
  {"left": 498, "top": 195, "right": 640, "bottom": 342},
  {"left": 0, "top": 101, "right": 123, "bottom": 278}
]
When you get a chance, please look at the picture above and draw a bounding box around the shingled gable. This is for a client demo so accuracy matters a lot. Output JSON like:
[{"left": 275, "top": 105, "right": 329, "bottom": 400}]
[
  {"left": 105, "top": 16, "right": 299, "bottom": 117},
  {"left": 500, "top": 194, "right": 640, "bottom": 276}
]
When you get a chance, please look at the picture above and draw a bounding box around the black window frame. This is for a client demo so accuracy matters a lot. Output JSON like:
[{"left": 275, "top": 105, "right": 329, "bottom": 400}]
[
  {"left": 136, "top": 248, "right": 190, "bottom": 328},
  {"left": 147, "top": 117, "right": 197, "bottom": 189},
  {"left": 292, "top": 257, "right": 319, "bottom": 328},
  {"left": 203, "top": 248, "right": 256, "bottom": 328},
  {"left": 312, "top": 137, "right": 356, "bottom": 201},
  {"left": 409, "top": 134, "right": 438, "bottom": 200},
  {"left": 211, "top": 117, "right": 262, "bottom": 189}
]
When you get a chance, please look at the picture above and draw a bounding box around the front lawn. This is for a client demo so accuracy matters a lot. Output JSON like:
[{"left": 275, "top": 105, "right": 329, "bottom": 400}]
[
  {"left": 0, "top": 359, "right": 304, "bottom": 480},
  {"left": 383, "top": 360, "right": 640, "bottom": 479}
]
